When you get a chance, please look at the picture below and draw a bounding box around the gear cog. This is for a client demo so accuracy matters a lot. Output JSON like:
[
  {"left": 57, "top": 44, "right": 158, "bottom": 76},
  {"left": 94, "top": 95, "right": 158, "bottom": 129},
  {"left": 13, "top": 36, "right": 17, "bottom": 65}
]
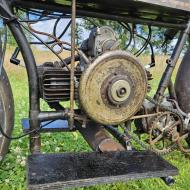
[{"left": 149, "top": 112, "right": 182, "bottom": 154}]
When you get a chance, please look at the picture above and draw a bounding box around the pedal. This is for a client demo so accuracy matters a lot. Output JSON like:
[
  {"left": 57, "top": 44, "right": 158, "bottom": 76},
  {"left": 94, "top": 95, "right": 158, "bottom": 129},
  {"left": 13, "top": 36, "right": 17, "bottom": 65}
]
[
  {"left": 21, "top": 119, "right": 73, "bottom": 133},
  {"left": 27, "top": 151, "right": 178, "bottom": 190}
]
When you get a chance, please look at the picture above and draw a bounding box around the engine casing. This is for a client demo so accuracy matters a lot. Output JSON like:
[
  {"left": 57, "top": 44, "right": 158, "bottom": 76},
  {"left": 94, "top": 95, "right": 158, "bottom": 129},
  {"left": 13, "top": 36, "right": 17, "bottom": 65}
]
[{"left": 38, "top": 64, "right": 81, "bottom": 102}]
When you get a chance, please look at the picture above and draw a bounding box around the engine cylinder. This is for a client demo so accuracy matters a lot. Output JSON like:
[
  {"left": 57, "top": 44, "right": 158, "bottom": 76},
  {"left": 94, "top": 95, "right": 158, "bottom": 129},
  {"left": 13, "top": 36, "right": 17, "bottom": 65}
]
[{"left": 38, "top": 66, "right": 81, "bottom": 102}]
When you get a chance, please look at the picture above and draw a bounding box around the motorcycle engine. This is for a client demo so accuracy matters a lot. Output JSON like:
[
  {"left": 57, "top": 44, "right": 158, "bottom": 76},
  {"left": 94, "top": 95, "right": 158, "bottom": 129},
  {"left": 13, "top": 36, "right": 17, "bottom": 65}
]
[{"left": 38, "top": 26, "right": 148, "bottom": 125}]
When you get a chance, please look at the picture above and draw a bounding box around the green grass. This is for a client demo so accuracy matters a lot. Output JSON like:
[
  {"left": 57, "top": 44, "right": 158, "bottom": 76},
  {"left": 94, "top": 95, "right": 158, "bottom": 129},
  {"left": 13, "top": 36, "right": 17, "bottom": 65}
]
[{"left": 0, "top": 55, "right": 190, "bottom": 190}]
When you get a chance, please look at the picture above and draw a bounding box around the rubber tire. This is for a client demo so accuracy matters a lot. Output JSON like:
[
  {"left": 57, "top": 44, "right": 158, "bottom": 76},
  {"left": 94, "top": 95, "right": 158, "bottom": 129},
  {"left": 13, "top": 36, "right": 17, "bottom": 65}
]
[
  {"left": 175, "top": 49, "right": 190, "bottom": 146},
  {"left": 0, "top": 68, "right": 14, "bottom": 162}
]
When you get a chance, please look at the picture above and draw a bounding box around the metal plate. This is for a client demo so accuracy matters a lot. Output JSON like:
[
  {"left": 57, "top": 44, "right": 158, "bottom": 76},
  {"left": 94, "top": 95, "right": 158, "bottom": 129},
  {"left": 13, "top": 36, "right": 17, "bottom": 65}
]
[{"left": 27, "top": 151, "right": 178, "bottom": 190}]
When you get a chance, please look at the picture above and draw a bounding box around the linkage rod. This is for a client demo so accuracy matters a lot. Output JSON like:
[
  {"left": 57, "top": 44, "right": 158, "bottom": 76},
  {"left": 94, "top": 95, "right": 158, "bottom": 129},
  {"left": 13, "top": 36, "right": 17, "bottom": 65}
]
[{"left": 69, "top": 0, "right": 76, "bottom": 129}]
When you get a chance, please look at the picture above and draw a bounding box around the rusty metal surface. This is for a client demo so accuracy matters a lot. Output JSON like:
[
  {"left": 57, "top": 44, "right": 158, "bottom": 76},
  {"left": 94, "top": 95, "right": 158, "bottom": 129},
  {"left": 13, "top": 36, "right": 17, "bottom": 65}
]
[
  {"left": 69, "top": 0, "right": 76, "bottom": 129},
  {"left": 79, "top": 50, "right": 147, "bottom": 125},
  {"left": 27, "top": 151, "right": 178, "bottom": 190},
  {"left": 77, "top": 121, "right": 125, "bottom": 152},
  {"left": 149, "top": 112, "right": 183, "bottom": 155}
]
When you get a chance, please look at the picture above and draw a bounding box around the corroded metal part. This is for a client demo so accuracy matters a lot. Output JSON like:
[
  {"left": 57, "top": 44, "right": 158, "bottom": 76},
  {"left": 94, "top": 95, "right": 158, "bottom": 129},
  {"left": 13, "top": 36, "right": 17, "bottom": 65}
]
[
  {"left": 69, "top": 0, "right": 76, "bottom": 129},
  {"left": 76, "top": 121, "right": 125, "bottom": 152},
  {"left": 177, "top": 133, "right": 190, "bottom": 153},
  {"left": 149, "top": 111, "right": 183, "bottom": 155},
  {"left": 79, "top": 50, "right": 147, "bottom": 125}
]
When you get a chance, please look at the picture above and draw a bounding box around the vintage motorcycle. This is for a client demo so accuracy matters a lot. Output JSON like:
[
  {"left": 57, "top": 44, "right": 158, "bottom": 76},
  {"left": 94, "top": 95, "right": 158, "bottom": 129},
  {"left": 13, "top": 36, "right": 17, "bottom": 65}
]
[{"left": 0, "top": 0, "right": 190, "bottom": 187}]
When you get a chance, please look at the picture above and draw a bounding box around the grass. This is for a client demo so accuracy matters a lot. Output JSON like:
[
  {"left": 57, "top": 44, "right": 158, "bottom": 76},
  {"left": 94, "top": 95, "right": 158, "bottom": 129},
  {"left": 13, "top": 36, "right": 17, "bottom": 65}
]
[{"left": 0, "top": 49, "right": 190, "bottom": 190}]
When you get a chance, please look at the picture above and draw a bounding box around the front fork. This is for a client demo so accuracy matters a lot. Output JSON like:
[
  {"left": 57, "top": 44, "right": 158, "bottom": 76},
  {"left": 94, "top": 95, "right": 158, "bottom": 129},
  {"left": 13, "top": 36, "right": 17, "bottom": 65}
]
[{"left": 0, "top": 0, "right": 41, "bottom": 154}]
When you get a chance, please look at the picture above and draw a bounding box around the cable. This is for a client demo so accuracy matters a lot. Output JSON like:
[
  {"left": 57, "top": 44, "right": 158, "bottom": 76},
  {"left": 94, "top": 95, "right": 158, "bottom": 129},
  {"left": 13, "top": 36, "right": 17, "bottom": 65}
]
[
  {"left": 135, "top": 25, "right": 151, "bottom": 56},
  {"left": 0, "top": 120, "right": 55, "bottom": 140},
  {"left": 17, "top": 7, "right": 64, "bottom": 18},
  {"left": 135, "top": 33, "right": 155, "bottom": 67},
  {"left": 19, "top": 21, "right": 70, "bottom": 70},
  {"left": 30, "top": 19, "right": 72, "bottom": 46},
  {"left": 119, "top": 22, "right": 133, "bottom": 49},
  {"left": 135, "top": 34, "right": 154, "bottom": 56}
]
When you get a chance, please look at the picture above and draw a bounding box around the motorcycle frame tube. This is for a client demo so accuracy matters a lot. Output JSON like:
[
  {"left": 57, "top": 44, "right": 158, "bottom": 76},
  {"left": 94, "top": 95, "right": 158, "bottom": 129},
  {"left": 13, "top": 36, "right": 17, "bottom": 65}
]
[
  {"left": 155, "top": 20, "right": 190, "bottom": 102},
  {"left": 0, "top": 0, "right": 41, "bottom": 154},
  {"left": 12, "top": 0, "right": 187, "bottom": 29}
]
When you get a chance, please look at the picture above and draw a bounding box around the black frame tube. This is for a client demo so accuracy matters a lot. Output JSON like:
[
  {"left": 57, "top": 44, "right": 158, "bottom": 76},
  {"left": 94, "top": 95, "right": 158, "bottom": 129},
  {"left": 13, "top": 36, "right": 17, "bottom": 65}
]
[
  {"left": 12, "top": 1, "right": 187, "bottom": 29},
  {"left": 0, "top": 0, "right": 41, "bottom": 154},
  {"left": 154, "top": 20, "right": 190, "bottom": 102}
]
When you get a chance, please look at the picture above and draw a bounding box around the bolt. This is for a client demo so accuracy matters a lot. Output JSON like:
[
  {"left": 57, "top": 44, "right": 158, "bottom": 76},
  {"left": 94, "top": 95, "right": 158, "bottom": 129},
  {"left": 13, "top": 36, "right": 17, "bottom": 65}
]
[{"left": 117, "top": 87, "right": 127, "bottom": 98}]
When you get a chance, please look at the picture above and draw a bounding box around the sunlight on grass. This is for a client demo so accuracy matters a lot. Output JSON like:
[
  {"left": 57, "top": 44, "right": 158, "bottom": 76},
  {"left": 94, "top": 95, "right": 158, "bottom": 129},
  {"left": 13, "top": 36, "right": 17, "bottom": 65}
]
[{"left": 0, "top": 49, "right": 189, "bottom": 190}]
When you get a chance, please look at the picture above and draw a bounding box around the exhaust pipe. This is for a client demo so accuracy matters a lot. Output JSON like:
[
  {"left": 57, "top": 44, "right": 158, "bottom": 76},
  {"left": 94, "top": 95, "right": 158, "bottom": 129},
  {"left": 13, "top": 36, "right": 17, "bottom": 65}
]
[{"left": 76, "top": 121, "right": 125, "bottom": 152}]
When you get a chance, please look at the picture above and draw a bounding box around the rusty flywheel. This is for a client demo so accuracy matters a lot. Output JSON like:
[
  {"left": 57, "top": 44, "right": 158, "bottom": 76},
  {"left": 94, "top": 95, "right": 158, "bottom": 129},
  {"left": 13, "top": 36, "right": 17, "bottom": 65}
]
[{"left": 79, "top": 50, "right": 147, "bottom": 125}]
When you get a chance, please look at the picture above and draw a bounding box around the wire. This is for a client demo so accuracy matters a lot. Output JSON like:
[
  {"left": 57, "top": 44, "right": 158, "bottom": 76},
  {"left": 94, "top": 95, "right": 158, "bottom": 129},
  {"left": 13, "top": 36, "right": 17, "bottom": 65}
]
[
  {"left": 19, "top": 17, "right": 59, "bottom": 23},
  {"left": 19, "top": 21, "right": 70, "bottom": 70},
  {"left": 17, "top": 8, "right": 65, "bottom": 18},
  {"left": 135, "top": 25, "right": 151, "bottom": 56},
  {"left": 135, "top": 32, "right": 155, "bottom": 67},
  {"left": 30, "top": 19, "right": 72, "bottom": 46},
  {"left": 119, "top": 22, "right": 133, "bottom": 49},
  {"left": 0, "top": 120, "right": 55, "bottom": 140},
  {"left": 16, "top": 7, "right": 80, "bottom": 22}
]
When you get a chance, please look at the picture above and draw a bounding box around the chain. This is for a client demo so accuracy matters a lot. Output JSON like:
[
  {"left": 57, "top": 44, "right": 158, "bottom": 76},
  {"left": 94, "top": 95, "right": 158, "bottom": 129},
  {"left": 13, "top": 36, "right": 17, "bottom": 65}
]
[
  {"left": 125, "top": 95, "right": 184, "bottom": 156},
  {"left": 126, "top": 128, "right": 176, "bottom": 156}
]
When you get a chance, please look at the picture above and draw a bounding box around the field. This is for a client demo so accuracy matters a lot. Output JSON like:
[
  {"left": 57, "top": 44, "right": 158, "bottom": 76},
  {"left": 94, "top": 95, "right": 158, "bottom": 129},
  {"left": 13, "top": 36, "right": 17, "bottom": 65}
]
[{"left": 0, "top": 48, "right": 190, "bottom": 190}]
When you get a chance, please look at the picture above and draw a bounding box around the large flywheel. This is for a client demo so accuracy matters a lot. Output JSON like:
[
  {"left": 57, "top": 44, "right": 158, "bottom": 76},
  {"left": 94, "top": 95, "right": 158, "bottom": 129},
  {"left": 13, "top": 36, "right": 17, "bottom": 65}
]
[{"left": 79, "top": 50, "right": 147, "bottom": 125}]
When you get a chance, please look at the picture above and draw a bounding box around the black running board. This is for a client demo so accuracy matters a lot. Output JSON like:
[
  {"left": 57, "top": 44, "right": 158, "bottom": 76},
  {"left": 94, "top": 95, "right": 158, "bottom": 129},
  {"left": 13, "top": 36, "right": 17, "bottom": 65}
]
[{"left": 27, "top": 151, "right": 178, "bottom": 190}]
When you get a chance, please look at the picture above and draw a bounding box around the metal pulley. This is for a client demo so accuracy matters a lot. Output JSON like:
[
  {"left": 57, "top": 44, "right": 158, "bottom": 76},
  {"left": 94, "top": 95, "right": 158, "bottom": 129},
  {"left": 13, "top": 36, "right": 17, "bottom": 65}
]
[{"left": 79, "top": 50, "right": 147, "bottom": 125}]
